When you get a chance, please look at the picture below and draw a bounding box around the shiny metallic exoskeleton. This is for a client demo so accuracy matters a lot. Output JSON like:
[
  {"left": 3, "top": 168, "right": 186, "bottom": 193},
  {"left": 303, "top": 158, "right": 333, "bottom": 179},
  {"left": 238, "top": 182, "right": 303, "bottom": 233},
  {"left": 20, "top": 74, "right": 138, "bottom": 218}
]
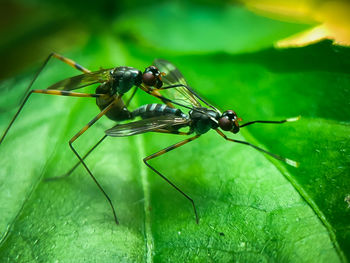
[{"left": 95, "top": 65, "right": 164, "bottom": 121}]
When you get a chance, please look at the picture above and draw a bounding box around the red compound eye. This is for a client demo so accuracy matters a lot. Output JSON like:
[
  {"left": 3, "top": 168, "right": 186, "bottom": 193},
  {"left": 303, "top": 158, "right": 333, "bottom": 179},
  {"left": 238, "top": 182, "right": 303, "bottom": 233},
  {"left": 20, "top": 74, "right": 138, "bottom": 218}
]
[
  {"left": 219, "top": 116, "right": 233, "bottom": 131},
  {"left": 142, "top": 72, "right": 156, "bottom": 86}
]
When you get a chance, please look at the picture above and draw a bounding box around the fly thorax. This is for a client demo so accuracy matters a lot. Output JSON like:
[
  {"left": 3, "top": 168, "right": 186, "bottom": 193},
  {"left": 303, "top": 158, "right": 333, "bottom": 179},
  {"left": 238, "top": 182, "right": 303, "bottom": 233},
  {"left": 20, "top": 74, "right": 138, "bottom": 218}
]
[
  {"left": 189, "top": 108, "right": 220, "bottom": 134},
  {"left": 110, "top": 67, "right": 142, "bottom": 94}
]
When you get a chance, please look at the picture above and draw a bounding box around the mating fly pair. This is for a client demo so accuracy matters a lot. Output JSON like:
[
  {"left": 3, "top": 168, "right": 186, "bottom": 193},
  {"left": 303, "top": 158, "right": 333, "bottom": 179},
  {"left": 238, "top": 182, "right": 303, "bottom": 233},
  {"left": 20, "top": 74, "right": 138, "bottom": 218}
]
[{"left": 0, "top": 53, "right": 299, "bottom": 224}]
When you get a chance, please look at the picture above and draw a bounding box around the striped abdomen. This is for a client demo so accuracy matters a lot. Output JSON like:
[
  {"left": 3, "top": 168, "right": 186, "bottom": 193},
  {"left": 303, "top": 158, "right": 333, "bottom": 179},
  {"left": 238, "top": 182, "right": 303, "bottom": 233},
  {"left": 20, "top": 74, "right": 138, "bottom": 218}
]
[{"left": 132, "top": 104, "right": 187, "bottom": 119}]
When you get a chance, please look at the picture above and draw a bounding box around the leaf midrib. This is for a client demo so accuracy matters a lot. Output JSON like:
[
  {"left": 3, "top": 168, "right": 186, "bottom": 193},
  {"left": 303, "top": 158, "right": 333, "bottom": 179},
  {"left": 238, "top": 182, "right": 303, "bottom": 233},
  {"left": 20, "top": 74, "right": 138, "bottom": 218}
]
[{"left": 134, "top": 130, "right": 154, "bottom": 262}]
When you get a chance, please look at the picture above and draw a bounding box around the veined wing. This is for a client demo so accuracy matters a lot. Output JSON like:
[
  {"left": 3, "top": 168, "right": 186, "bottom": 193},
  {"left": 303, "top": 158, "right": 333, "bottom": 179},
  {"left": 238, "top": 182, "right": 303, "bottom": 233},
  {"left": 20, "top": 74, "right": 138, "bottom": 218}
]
[
  {"left": 105, "top": 115, "right": 190, "bottom": 137},
  {"left": 48, "top": 68, "right": 113, "bottom": 91},
  {"left": 153, "top": 59, "right": 201, "bottom": 108}
]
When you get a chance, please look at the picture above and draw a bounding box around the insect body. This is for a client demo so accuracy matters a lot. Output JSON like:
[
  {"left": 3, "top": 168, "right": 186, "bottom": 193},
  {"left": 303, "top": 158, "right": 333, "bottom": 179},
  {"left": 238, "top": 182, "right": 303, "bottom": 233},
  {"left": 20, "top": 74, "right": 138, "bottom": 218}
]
[
  {"left": 93, "top": 66, "right": 164, "bottom": 121},
  {"left": 1, "top": 55, "right": 299, "bottom": 225},
  {"left": 103, "top": 59, "right": 300, "bottom": 223}
]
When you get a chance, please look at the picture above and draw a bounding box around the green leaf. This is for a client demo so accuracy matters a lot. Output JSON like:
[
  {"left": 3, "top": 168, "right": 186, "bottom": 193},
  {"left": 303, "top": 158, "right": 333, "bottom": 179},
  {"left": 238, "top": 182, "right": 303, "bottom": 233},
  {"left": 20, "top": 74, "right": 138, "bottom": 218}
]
[
  {"left": 0, "top": 38, "right": 348, "bottom": 262},
  {"left": 115, "top": 2, "right": 313, "bottom": 54},
  {"left": 0, "top": 1, "right": 348, "bottom": 261}
]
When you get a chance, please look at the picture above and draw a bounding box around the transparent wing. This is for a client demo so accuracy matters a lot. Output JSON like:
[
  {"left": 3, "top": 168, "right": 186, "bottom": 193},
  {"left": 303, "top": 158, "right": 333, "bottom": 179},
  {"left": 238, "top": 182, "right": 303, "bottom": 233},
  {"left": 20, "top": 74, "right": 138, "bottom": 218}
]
[
  {"left": 153, "top": 59, "right": 201, "bottom": 107},
  {"left": 48, "top": 68, "right": 113, "bottom": 91},
  {"left": 105, "top": 115, "right": 190, "bottom": 137}
]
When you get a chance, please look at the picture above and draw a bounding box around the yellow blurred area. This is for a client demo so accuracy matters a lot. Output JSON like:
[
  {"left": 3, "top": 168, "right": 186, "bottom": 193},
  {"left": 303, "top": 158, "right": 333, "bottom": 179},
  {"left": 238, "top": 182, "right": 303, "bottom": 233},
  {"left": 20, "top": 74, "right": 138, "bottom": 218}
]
[{"left": 241, "top": 0, "right": 350, "bottom": 47}]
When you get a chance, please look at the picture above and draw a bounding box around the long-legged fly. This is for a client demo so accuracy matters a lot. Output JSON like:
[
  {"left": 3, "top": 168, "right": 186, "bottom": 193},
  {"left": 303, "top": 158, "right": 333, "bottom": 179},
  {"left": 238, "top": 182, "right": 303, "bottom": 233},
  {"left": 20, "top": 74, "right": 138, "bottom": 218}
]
[
  {"left": 1, "top": 55, "right": 299, "bottom": 225},
  {"left": 88, "top": 59, "right": 300, "bottom": 224}
]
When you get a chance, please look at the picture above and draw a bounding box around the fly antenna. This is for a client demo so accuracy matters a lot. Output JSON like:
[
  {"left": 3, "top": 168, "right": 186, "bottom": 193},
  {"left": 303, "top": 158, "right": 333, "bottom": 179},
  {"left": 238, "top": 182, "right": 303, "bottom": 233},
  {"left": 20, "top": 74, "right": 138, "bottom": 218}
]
[{"left": 240, "top": 116, "right": 300, "bottom": 128}]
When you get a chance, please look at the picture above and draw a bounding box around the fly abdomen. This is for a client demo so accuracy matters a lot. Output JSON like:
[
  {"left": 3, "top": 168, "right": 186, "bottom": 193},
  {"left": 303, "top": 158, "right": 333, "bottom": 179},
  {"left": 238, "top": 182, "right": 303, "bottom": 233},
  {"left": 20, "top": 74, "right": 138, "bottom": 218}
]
[{"left": 132, "top": 103, "right": 187, "bottom": 119}]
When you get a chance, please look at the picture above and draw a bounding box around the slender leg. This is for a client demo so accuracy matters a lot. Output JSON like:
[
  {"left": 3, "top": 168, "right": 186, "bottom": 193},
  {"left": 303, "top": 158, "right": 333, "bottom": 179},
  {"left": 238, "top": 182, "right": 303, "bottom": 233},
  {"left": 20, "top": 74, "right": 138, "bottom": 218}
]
[
  {"left": 69, "top": 99, "right": 120, "bottom": 224},
  {"left": 48, "top": 87, "right": 138, "bottom": 181},
  {"left": 50, "top": 87, "right": 139, "bottom": 180},
  {"left": 215, "top": 129, "right": 298, "bottom": 167},
  {"left": 1, "top": 52, "right": 92, "bottom": 144},
  {"left": 56, "top": 129, "right": 191, "bottom": 181},
  {"left": 0, "top": 89, "right": 107, "bottom": 144},
  {"left": 139, "top": 85, "right": 174, "bottom": 108},
  {"left": 55, "top": 87, "right": 139, "bottom": 180},
  {"left": 21, "top": 52, "right": 90, "bottom": 103},
  {"left": 143, "top": 134, "right": 201, "bottom": 223},
  {"left": 46, "top": 135, "right": 108, "bottom": 181},
  {"left": 49, "top": 52, "right": 90, "bottom": 74}
]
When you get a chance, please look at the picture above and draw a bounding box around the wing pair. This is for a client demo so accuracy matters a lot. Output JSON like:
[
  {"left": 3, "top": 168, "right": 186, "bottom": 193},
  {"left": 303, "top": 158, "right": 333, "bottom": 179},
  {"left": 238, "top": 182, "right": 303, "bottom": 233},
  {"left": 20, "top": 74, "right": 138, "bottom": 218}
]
[
  {"left": 48, "top": 68, "right": 113, "bottom": 90},
  {"left": 105, "top": 115, "right": 190, "bottom": 137},
  {"left": 47, "top": 59, "right": 206, "bottom": 137},
  {"left": 47, "top": 59, "right": 203, "bottom": 107}
]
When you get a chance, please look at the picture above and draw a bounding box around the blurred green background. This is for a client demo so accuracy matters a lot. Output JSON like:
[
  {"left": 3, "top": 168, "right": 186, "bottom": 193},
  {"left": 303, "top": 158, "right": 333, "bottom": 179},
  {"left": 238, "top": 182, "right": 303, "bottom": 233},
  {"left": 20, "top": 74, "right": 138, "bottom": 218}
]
[{"left": 0, "top": 0, "right": 349, "bottom": 262}]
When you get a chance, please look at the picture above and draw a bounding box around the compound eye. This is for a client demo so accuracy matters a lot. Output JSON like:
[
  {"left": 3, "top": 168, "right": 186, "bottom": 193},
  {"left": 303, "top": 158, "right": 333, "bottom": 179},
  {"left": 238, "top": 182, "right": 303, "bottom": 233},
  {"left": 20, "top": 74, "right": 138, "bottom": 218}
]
[
  {"left": 142, "top": 72, "right": 156, "bottom": 86},
  {"left": 219, "top": 116, "right": 233, "bottom": 131}
]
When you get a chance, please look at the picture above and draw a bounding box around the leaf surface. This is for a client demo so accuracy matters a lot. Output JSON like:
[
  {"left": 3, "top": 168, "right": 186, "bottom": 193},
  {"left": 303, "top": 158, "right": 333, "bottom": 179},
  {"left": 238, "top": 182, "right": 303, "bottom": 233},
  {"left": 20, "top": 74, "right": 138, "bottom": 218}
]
[{"left": 0, "top": 2, "right": 348, "bottom": 262}]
